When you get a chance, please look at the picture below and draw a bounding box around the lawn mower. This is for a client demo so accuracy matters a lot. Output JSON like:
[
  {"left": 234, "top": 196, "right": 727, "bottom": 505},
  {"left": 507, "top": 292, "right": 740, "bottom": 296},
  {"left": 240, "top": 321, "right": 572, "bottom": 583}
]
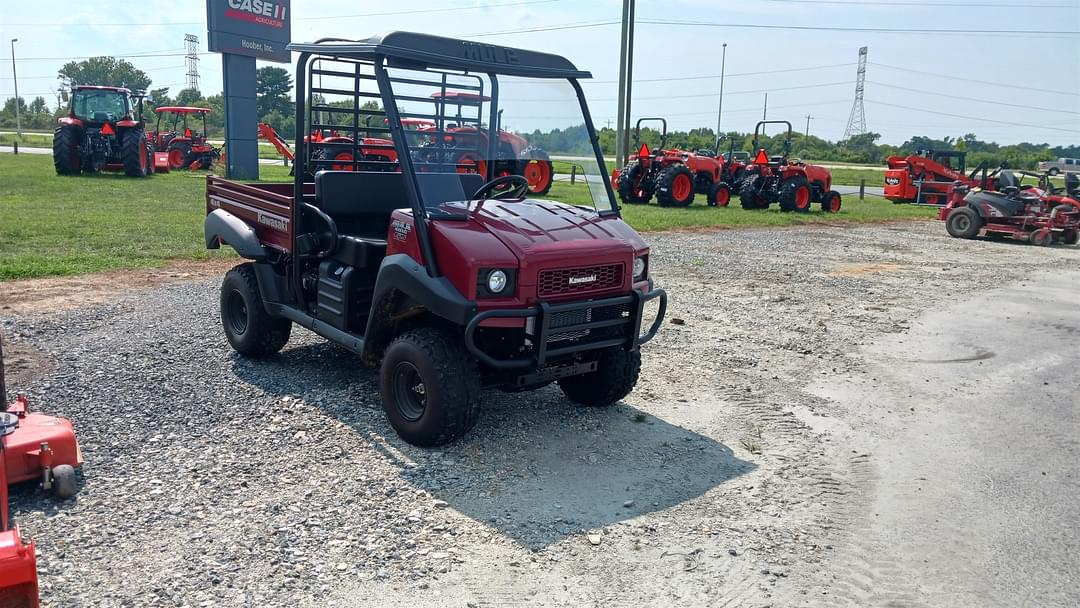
[
  {"left": 53, "top": 85, "right": 154, "bottom": 177},
  {"left": 611, "top": 118, "right": 733, "bottom": 207},
  {"left": 884, "top": 149, "right": 974, "bottom": 206},
  {"left": 0, "top": 334, "right": 85, "bottom": 606},
  {"left": 737, "top": 120, "right": 840, "bottom": 213},
  {"left": 941, "top": 169, "right": 1080, "bottom": 245},
  {"left": 150, "top": 107, "right": 221, "bottom": 172}
]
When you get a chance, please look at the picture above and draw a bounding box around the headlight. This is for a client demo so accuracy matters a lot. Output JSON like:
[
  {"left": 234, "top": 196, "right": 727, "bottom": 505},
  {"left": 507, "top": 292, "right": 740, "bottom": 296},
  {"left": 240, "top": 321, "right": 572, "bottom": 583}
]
[
  {"left": 633, "top": 256, "right": 647, "bottom": 280},
  {"left": 487, "top": 269, "right": 508, "bottom": 294}
]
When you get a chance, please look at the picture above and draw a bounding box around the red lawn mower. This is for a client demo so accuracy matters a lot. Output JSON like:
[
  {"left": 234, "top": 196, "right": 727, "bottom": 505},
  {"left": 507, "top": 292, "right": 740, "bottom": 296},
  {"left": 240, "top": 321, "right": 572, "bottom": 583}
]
[
  {"left": 53, "top": 85, "right": 154, "bottom": 177},
  {"left": 737, "top": 120, "right": 841, "bottom": 213},
  {"left": 0, "top": 334, "right": 85, "bottom": 606},
  {"left": 151, "top": 107, "right": 221, "bottom": 172},
  {"left": 941, "top": 169, "right": 1080, "bottom": 246}
]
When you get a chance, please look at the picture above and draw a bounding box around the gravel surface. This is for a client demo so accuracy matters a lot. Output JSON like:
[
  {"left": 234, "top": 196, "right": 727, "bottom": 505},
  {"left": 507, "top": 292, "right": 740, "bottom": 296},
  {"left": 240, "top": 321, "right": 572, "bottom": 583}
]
[{"left": 1, "top": 219, "right": 1077, "bottom": 607}]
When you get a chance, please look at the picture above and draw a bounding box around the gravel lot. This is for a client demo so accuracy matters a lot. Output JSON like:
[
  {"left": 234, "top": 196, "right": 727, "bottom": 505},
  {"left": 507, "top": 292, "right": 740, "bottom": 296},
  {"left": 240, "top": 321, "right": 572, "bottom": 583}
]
[{"left": 1, "top": 219, "right": 1077, "bottom": 607}]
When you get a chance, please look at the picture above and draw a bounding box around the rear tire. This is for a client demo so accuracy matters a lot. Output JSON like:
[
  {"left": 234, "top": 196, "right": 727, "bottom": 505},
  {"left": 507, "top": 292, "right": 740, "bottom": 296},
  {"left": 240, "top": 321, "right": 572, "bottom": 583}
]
[
  {"left": 656, "top": 164, "right": 695, "bottom": 207},
  {"left": 779, "top": 176, "right": 812, "bottom": 212},
  {"left": 122, "top": 127, "right": 149, "bottom": 177},
  {"left": 52, "top": 125, "right": 82, "bottom": 175},
  {"left": 945, "top": 206, "right": 983, "bottom": 239},
  {"left": 558, "top": 348, "right": 641, "bottom": 407},
  {"left": 616, "top": 162, "right": 653, "bottom": 205},
  {"left": 380, "top": 328, "right": 481, "bottom": 446},
  {"left": 739, "top": 175, "right": 767, "bottom": 209},
  {"left": 167, "top": 142, "right": 192, "bottom": 170},
  {"left": 220, "top": 263, "right": 292, "bottom": 357}
]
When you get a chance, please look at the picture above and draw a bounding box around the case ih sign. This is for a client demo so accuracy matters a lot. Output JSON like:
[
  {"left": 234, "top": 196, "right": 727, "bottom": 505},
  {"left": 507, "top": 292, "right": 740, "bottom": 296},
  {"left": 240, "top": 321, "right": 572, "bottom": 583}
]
[{"left": 207, "top": 0, "right": 291, "bottom": 63}]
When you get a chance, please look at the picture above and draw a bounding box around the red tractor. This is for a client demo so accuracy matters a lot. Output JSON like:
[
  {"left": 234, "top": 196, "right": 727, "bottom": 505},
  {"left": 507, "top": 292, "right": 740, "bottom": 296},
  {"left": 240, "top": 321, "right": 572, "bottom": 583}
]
[
  {"left": 941, "top": 169, "right": 1080, "bottom": 245},
  {"left": 611, "top": 118, "right": 733, "bottom": 207},
  {"left": 884, "top": 149, "right": 973, "bottom": 206},
  {"left": 150, "top": 106, "right": 221, "bottom": 171},
  {"left": 737, "top": 120, "right": 841, "bottom": 212},
  {"left": 52, "top": 85, "right": 154, "bottom": 177}
]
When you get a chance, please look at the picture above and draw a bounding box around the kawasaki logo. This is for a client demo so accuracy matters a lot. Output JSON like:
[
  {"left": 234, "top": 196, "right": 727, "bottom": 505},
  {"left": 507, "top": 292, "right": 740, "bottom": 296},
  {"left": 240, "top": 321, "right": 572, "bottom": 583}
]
[
  {"left": 568, "top": 275, "right": 597, "bottom": 285},
  {"left": 226, "top": 0, "right": 287, "bottom": 28}
]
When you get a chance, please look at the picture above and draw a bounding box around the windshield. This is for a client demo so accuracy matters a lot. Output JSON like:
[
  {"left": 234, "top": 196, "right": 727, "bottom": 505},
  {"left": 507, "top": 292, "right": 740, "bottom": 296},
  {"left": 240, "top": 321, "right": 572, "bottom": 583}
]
[
  {"left": 304, "top": 57, "right": 615, "bottom": 215},
  {"left": 72, "top": 90, "right": 129, "bottom": 122}
]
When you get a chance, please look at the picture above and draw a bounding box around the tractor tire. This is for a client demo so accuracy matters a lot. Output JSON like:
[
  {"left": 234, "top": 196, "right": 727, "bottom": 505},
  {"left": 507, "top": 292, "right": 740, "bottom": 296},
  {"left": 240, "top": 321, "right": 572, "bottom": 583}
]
[
  {"left": 1029, "top": 229, "right": 1053, "bottom": 246},
  {"left": 821, "top": 190, "right": 842, "bottom": 213},
  {"left": 779, "top": 176, "right": 812, "bottom": 212},
  {"left": 220, "top": 263, "right": 292, "bottom": 357},
  {"left": 708, "top": 181, "right": 732, "bottom": 207},
  {"left": 558, "top": 347, "right": 641, "bottom": 407},
  {"left": 521, "top": 148, "right": 554, "bottom": 196},
  {"left": 52, "top": 125, "right": 82, "bottom": 175},
  {"left": 739, "top": 176, "right": 767, "bottom": 209},
  {"left": 616, "top": 162, "right": 653, "bottom": 205},
  {"left": 379, "top": 327, "right": 481, "bottom": 446},
  {"left": 656, "top": 164, "right": 695, "bottom": 207},
  {"left": 167, "top": 142, "right": 193, "bottom": 170},
  {"left": 121, "top": 127, "right": 149, "bottom": 177},
  {"left": 945, "top": 206, "right": 983, "bottom": 239},
  {"left": 1063, "top": 228, "right": 1079, "bottom": 245}
]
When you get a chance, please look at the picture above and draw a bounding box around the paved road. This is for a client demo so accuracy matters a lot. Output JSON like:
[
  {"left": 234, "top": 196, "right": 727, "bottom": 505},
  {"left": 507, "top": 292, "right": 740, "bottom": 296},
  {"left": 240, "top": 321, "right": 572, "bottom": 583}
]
[
  {"left": 835, "top": 184, "right": 885, "bottom": 197},
  {"left": 1, "top": 145, "right": 285, "bottom": 165},
  {"left": 811, "top": 270, "right": 1080, "bottom": 607}
]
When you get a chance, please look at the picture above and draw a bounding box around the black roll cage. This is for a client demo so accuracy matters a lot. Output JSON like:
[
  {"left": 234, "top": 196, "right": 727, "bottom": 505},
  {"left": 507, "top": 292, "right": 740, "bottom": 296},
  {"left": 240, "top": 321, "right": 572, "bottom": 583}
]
[{"left": 289, "top": 35, "right": 617, "bottom": 281}]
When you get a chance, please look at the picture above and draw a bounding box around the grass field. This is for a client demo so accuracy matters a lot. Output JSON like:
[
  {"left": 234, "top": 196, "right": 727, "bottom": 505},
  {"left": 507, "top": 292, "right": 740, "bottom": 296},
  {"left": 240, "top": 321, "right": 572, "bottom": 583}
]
[{"left": 0, "top": 153, "right": 934, "bottom": 281}]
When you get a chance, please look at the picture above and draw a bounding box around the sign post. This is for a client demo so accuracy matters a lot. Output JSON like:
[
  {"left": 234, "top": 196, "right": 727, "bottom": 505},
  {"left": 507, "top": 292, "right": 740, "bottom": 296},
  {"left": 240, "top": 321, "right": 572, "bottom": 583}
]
[{"left": 206, "top": 0, "right": 291, "bottom": 180}]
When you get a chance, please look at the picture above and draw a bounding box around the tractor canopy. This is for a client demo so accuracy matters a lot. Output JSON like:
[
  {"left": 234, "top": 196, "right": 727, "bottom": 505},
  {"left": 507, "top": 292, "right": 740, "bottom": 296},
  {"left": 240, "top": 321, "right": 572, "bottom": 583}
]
[
  {"left": 155, "top": 106, "right": 212, "bottom": 115},
  {"left": 288, "top": 31, "right": 615, "bottom": 216}
]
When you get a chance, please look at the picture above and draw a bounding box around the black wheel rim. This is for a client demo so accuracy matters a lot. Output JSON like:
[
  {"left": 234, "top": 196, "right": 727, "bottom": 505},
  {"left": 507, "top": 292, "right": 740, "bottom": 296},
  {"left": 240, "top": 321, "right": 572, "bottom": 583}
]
[
  {"left": 226, "top": 289, "right": 249, "bottom": 335},
  {"left": 392, "top": 361, "right": 427, "bottom": 422}
]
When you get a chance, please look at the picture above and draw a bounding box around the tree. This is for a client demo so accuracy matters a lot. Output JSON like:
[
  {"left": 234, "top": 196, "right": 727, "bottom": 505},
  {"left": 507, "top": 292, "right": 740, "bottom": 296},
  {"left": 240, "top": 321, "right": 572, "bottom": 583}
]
[
  {"left": 58, "top": 56, "right": 151, "bottom": 90},
  {"left": 28, "top": 96, "right": 48, "bottom": 115},
  {"left": 175, "top": 88, "right": 203, "bottom": 107},
  {"left": 256, "top": 66, "right": 293, "bottom": 118}
]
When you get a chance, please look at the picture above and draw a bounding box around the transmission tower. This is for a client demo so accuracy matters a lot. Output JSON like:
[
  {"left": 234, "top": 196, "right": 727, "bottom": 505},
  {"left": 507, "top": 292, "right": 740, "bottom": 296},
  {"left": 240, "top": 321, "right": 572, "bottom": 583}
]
[
  {"left": 184, "top": 34, "right": 200, "bottom": 91},
  {"left": 843, "top": 46, "right": 868, "bottom": 140}
]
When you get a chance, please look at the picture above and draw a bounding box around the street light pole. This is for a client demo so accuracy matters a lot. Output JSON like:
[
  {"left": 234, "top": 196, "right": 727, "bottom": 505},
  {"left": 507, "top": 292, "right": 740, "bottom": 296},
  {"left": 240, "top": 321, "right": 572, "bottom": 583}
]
[
  {"left": 715, "top": 42, "right": 727, "bottom": 145},
  {"left": 9, "top": 38, "right": 20, "bottom": 138}
]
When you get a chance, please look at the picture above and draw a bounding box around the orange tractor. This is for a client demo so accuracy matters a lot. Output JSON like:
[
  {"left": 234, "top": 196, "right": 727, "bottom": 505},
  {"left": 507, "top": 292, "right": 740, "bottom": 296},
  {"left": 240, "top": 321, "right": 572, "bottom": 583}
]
[
  {"left": 150, "top": 107, "right": 221, "bottom": 172},
  {"left": 737, "top": 120, "right": 841, "bottom": 212},
  {"left": 611, "top": 118, "right": 736, "bottom": 207}
]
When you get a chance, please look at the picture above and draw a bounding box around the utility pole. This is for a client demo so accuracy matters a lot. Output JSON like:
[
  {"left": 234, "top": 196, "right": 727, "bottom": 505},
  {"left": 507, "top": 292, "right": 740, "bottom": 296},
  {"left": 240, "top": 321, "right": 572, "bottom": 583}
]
[
  {"left": 844, "top": 46, "right": 869, "bottom": 139},
  {"left": 805, "top": 114, "right": 812, "bottom": 137},
  {"left": 614, "top": 0, "right": 636, "bottom": 167},
  {"left": 184, "top": 34, "right": 201, "bottom": 91},
  {"left": 761, "top": 92, "right": 767, "bottom": 136},
  {"left": 9, "top": 38, "right": 20, "bottom": 137},
  {"left": 715, "top": 42, "right": 727, "bottom": 146}
]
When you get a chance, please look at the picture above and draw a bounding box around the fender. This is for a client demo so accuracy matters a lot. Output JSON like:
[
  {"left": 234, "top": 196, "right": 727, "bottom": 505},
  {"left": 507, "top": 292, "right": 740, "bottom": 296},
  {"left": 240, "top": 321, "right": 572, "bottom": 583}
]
[
  {"left": 204, "top": 209, "right": 269, "bottom": 260},
  {"left": 57, "top": 117, "right": 83, "bottom": 128},
  {"left": 363, "top": 253, "right": 477, "bottom": 358},
  {"left": 115, "top": 119, "right": 140, "bottom": 128}
]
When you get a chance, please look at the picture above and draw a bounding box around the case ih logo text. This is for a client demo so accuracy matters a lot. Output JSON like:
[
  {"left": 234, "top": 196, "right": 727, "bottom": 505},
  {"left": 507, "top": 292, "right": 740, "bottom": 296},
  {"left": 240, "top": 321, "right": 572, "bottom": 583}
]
[
  {"left": 568, "top": 274, "right": 597, "bottom": 285},
  {"left": 462, "top": 42, "right": 520, "bottom": 65},
  {"left": 226, "top": 0, "right": 287, "bottom": 28}
]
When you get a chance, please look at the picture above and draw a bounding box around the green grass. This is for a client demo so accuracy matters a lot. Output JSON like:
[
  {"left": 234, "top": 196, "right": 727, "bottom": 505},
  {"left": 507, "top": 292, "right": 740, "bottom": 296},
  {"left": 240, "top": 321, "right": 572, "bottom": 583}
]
[{"left": 0, "top": 153, "right": 933, "bottom": 281}]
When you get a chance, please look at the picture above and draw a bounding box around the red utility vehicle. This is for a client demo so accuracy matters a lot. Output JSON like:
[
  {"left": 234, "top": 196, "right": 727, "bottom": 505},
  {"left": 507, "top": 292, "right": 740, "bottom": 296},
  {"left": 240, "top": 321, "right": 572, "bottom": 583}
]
[
  {"left": 738, "top": 120, "right": 840, "bottom": 212},
  {"left": 884, "top": 149, "right": 972, "bottom": 206},
  {"left": 151, "top": 107, "right": 221, "bottom": 171},
  {"left": 941, "top": 170, "right": 1080, "bottom": 245},
  {"left": 53, "top": 85, "right": 153, "bottom": 177},
  {"left": 611, "top": 118, "right": 733, "bottom": 207},
  {"left": 204, "top": 32, "right": 666, "bottom": 446}
]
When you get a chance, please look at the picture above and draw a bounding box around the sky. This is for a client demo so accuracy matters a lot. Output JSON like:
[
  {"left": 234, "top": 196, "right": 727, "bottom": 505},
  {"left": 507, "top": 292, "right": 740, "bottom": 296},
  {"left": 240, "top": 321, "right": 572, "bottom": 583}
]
[{"left": 1, "top": 0, "right": 1079, "bottom": 146}]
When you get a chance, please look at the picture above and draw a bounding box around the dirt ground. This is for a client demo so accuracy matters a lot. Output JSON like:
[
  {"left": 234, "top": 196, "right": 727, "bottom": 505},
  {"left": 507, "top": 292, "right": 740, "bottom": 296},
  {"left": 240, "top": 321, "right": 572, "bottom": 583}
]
[{"left": 0, "top": 220, "right": 1077, "bottom": 607}]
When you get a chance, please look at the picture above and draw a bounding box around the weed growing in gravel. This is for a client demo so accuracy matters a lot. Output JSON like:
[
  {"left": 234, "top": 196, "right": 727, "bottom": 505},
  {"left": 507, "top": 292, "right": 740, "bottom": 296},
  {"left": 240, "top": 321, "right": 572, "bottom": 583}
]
[{"left": 740, "top": 424, "right": 765, "bottom": 455}]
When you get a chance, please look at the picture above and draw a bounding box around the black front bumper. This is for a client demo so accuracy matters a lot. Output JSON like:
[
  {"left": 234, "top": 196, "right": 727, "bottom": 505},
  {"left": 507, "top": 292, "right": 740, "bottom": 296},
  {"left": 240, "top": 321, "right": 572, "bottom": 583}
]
[{"left": 463, "top": 286, "right": 667, "bottom": 369}]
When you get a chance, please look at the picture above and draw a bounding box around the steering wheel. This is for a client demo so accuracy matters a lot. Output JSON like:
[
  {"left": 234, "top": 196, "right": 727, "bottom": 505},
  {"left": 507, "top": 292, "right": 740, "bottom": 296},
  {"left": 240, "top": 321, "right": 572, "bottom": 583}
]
[{"left": 471, "top": 174, "right": 530, "bottom": 200}]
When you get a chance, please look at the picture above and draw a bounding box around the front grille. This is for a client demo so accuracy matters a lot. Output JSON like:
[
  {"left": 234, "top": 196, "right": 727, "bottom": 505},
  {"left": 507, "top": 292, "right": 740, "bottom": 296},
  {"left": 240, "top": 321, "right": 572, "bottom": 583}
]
[
  {"left": 538, "top": 263, "right": 624, "bottom": 298},
  {"left": 547, "top": 302, "right": 632, "bottom": 343}
]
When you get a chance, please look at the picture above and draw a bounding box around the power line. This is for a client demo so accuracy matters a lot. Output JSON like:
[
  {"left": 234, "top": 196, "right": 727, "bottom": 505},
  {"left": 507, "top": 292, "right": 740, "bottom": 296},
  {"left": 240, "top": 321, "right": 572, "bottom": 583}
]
[
  {"left": 466, "top": 20, "right": 619, "bottom": 37},
  {"left": 506, "top": 81, "right": 851, "bottom": 102},
  {"left": 585, "top": 62, "right": 856, "bottom": 84},
  {"left": 872, "top": 62, "right": 1080, "bottom": 97},
  {"left": 637, "top": 18, "right": 1080, "bottom": 36},
  {"left": 753, "top": 0, "right": 1076, "bottom": 7},
  {"left": 867, "top": 99, "right": 1080, "bottom": 133},
  {"left": 868, "top": 80, "right": 1080, "bottom": 115}
]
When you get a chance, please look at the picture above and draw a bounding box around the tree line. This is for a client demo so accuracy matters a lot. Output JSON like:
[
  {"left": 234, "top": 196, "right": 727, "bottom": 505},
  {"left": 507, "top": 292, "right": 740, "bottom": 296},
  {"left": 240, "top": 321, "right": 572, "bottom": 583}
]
[{"left": 0, "top": 55, "right": 1075, "bottom": 170}]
